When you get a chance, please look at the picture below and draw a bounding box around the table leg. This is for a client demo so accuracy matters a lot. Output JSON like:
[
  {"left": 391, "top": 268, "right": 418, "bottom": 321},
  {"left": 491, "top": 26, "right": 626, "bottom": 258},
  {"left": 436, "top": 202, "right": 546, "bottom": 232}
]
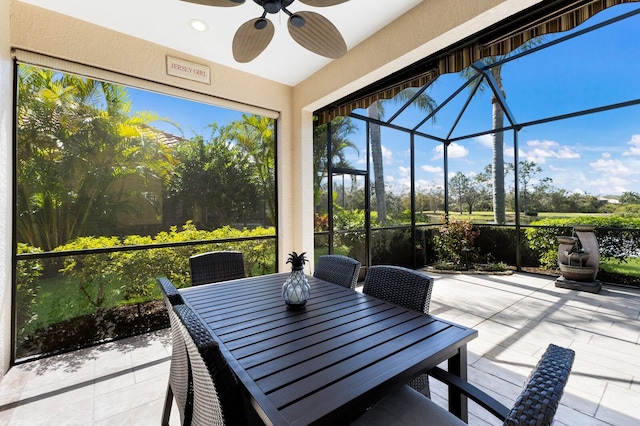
[{"left": 447, "top": 344, "right": 468, "bottom": 422}]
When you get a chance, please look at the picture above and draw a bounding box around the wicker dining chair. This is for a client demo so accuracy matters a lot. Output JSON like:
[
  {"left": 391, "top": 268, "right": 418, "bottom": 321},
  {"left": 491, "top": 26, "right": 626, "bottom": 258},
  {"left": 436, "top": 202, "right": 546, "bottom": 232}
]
[
  {"left": 189, "top": 250, "right": 246, "bottom": 286},
  {"left": 353, "top": 343, "right": 576, "bottom": 426},
  {"left": 156, "top": 277, "right": 192, "bottom": 426},
  {"left": 173, "top": 303, "right": 249, "bottom": 426},
  {"left": 363, "top": 265, "right": 434, "bottom": 396},
  {"left": 313, "top": 254, "right": 361, "bottom": 290}
]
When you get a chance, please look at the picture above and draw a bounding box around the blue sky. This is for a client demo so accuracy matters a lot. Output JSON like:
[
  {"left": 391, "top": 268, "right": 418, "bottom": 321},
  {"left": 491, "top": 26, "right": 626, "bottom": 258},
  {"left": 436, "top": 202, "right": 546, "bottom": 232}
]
[
  {"left": 129, "top": 3, "right": 640, "bottom": 198},
  {"left": 343, "top": 3, "right": 640, "bottom": 197},
  {"left": 127, "top": 90, "right": 246, "bottom": 138}
]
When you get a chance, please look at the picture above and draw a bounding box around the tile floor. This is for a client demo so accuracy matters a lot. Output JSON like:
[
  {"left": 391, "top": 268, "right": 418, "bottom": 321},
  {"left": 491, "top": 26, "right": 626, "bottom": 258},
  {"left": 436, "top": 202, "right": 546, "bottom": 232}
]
[{"left": 0, "top": 271, "right": 639, "bottom": 425}]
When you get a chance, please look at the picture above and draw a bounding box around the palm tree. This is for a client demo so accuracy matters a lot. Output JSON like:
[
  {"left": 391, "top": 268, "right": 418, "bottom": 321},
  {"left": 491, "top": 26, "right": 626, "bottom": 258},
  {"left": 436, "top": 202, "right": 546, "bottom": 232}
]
[
  {"left": 490, "top": 62, "right": 507, "bottom": 224},
  {"left": 227, "top": 115, "right": 276, "bottom": 225},
  {"left": 16, "top": 65, "right": 170, "bottom": 249},
  {"left": 461, "top": 40, "right": 541, "bottom": 224},
  {"left": 368, "top": 88, "right": 437, "bottom": 223},
  {"left": 312, "top": 116, "right": 358, "bottom": 208}
]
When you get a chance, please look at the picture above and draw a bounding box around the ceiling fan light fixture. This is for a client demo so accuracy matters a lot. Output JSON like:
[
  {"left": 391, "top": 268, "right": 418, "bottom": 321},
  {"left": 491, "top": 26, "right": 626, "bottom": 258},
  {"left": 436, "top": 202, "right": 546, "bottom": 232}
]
[
  {"left": 254, "top": 18, "right": 269, "bottom": 30},
  {"left": 289, "top": 14, "right": 305, "bottom": 28}
]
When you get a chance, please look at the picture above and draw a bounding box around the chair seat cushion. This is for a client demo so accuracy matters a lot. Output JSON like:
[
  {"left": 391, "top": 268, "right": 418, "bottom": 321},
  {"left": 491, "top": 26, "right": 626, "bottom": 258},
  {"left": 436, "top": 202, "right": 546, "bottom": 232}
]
[{"left": 352, "top": 385, "right": 465, "bottom": 426}]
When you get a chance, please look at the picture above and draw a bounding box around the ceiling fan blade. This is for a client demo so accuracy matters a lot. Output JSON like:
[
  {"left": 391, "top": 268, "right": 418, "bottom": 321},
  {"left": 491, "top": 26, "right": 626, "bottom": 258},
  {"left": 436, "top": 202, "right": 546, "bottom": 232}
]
[
  {"left": 298, "top": 0, "right": 350, "bottom": 6},
  {"left": 180, "top": 0, "right": 244, "bottom": 6},
  {"left": 288, "top": 11, "right": 347, "bottom": 59},
  {"left": 233, "top": 18, "right": 275, "bottom": 63}
]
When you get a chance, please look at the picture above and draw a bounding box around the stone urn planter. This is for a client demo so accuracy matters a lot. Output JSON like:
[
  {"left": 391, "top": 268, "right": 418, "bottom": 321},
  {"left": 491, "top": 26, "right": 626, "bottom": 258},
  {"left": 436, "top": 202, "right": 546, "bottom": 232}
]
[{"left": 559, "top": 264, "right": 596, "bottom": 281}]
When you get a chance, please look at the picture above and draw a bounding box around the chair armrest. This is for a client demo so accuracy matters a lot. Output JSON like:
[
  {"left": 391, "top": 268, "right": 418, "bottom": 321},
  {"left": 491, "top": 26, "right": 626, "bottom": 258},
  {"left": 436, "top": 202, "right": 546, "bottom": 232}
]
[
  {"left": 427, "top": 367, "right": 510, "bottom": 420},
  {"left": 505, "top": 344, "right": 575, "bottom": 425},
  {"left": 429, "top": 344, "right": 575, "bottom": 425}
]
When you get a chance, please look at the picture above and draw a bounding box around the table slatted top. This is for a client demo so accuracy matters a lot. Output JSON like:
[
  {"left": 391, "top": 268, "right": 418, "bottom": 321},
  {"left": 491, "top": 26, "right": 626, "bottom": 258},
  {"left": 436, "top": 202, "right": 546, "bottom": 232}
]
[{"left": 181, "top": 273, "right": 477, "bottom": 426}]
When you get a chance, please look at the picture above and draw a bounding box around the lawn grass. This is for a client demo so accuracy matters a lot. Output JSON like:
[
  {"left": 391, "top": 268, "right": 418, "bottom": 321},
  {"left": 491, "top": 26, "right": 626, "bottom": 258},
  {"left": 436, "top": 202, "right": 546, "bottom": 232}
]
[
  {"left": 600, "top": 257, "right": 640, "bottom": 278},
  {"left": 24, "top": 275, "right": 129, "bottom": 334}
]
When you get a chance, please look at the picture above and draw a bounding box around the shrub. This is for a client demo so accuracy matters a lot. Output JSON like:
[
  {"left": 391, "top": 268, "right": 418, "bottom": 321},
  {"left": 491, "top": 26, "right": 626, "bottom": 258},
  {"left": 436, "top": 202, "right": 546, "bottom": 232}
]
[
  {"left": 16, "top": 243, "right": 43, "bottom": 333},
  {"left": 475, "top": 226, "right": 540, "bottom": 267},
  {"left": 333, "top": 207, "right": 366, "bottom": 259},
  {"left": 55, "top": 236, "right": 123, "bottom": 308},
  {"left": 54, "top": 222, "right": 276, "bottom": 305},
  {"left": 434, "top": 217, "right": 480, "bottom": 267},
  {"left": 371, "top": 228, "right": 412, "bottom": 266}
]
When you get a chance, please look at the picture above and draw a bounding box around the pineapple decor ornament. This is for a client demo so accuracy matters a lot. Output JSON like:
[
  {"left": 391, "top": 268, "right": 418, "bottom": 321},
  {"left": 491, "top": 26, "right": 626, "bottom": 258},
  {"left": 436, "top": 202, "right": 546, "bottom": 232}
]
[{"left": 282, "top": 251, "right": 310, "bottom": 309}]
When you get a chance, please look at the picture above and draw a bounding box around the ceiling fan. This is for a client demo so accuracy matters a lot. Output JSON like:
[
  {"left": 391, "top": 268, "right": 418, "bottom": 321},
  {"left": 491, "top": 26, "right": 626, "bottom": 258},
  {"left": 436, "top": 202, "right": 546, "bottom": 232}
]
[{"left": 181, "top": 0, "right": 349, "bottom": 63}]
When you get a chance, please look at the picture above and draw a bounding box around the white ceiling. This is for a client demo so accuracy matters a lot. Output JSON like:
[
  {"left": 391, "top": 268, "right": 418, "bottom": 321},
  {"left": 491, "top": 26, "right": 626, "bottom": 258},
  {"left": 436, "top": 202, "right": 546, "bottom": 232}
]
[{"left": 18, "top": 0, "right": 424, "bottom": 86}]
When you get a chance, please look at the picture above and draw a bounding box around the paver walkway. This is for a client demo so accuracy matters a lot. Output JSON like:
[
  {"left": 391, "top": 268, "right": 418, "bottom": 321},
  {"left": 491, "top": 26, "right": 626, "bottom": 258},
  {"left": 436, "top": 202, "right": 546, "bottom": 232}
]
[{"left": 426, "top": 271, "right": 640, "bottom": 425}]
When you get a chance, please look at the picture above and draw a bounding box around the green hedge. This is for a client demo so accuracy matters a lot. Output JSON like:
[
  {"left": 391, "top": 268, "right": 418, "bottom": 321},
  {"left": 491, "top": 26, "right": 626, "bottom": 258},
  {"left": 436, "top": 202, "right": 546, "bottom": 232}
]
[
  {"left": 474, "top": 226, "right": 540, "bottom": 266},
  {"left": 525, "top": 216, "right": 640, "bottom": 268},
  {"left": 54, "top": 222, "right": 276, "bottom": 307}
]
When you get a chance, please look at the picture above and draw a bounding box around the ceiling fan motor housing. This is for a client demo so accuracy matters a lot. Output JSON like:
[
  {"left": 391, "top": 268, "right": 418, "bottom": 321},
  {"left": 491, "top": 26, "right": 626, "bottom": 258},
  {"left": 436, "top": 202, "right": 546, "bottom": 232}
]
[{"left": 255, "top": 0, "right": 295, "bottom": 14}]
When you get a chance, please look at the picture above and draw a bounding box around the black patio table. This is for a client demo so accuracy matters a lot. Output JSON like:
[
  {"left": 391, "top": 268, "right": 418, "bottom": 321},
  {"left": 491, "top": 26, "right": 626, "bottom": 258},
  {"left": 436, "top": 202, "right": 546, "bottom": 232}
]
[{"left": 180, "top": 272, "right": 478, "bottom": 426}]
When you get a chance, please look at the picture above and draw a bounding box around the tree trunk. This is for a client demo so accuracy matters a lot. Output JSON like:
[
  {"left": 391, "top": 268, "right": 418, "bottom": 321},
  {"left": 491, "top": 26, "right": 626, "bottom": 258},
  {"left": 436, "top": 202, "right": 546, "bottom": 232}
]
[
  {"left": 368, "top": 102, "right": 386, "bottom": 223},
  {"left": 491, "top": 67, "right": 506, "bottom": 224}
]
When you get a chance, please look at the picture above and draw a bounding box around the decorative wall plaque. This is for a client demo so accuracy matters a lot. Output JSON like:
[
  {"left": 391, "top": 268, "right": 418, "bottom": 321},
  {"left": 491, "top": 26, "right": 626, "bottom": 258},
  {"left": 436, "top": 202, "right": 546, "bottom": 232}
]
[{"left": 166, "top": 56, "right": 210, "bottom": 84}]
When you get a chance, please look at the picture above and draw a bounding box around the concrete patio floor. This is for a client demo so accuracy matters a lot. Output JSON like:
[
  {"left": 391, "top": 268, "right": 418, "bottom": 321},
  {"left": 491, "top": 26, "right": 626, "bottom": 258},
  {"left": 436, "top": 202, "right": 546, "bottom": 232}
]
[{"left": 0, "top": 272, "right": 638, "bottom": 425}]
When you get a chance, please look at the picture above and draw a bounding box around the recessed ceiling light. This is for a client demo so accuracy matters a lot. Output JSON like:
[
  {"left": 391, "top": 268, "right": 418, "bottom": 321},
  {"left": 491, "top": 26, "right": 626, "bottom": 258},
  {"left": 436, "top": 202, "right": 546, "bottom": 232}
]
[{"left": 189, "top": 19, "right": 208, "bottom": 32}]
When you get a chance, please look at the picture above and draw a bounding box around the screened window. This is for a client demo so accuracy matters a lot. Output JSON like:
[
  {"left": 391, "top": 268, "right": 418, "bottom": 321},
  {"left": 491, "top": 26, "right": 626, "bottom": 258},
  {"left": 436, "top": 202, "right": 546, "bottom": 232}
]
[{"left": 14, "top": 63, "right": 277, "bottom": 360}]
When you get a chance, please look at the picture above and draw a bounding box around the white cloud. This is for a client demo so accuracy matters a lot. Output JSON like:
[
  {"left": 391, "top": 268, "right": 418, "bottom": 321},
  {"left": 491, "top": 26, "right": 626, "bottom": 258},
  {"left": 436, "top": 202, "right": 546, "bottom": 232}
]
[
  {"left": 582, "top": 175, "right": 636, "bottom": 195},
  {"left": 590, "top": 156, "right": 632, "bottom": 176},
  {"left": 474, "top": 134, "right": 493, "bottom": 148},
  {"left": 421, "top": 164, "right": 442, "bottom": 173},
  {"left": 432, "top": 142, "right": 468, "bottom": 160},
  {"left": 448, "top": 143, "right": 469, "bottom": 158},
  {"left": 623, "top": 134, "right": 640, "bottom": 156},
  {"left": 583, "top": 153, "right": 640, "bottom": 193},
  {"left": 415, "top": 179, "right": 443, "bottom": 191},
  {"left": 522, "top": 139, "right": 580, "bottom": 164},
  {"left": 551, "top": 152, "right": 640, "bottom": 195},
  {"left": 527, "top": 140, "right": 557, "bottom": 149},
  {"left": 398, "top": 166, "right": 410, "bottom": 177},
  {"left": 381, "top": 145, "right": 393, "bottom": 163},
  {"left": 398, "top": 177, "right": 412, "bottom": 191},
  {"left": 556, "top": 147, "right": 581, "bottom": 159}
]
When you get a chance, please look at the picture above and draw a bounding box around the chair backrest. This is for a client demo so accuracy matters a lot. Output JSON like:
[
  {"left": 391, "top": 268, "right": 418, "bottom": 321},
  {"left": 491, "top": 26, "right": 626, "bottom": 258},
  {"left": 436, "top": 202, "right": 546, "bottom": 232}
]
[
  {"left": 313, "top": 255, "right": 361, "bottom": 290},
  {"left": 363, "top": 265, "right": 434, "bottom": 314},
  {"left": 363, "top": 266, "right": 435, "bottom": 396},
  {"left": 156, "top": 277, "right": 191, "bottom": 425},
  {"left": 505, "top": 344, "right": 575, "bottom": 426},
  {"left": 173, "top": 304, "right": 248, "bottom": 426},
  {"left": 189, "top": 251, "right": 246, "bottom": 286}
]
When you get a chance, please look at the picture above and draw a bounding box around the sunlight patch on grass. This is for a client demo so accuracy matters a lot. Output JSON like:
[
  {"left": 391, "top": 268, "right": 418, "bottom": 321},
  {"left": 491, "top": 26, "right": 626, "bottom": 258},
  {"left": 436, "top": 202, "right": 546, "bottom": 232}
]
[{"left": 600, "top": 258, "right": 640, "bottom": 278}]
